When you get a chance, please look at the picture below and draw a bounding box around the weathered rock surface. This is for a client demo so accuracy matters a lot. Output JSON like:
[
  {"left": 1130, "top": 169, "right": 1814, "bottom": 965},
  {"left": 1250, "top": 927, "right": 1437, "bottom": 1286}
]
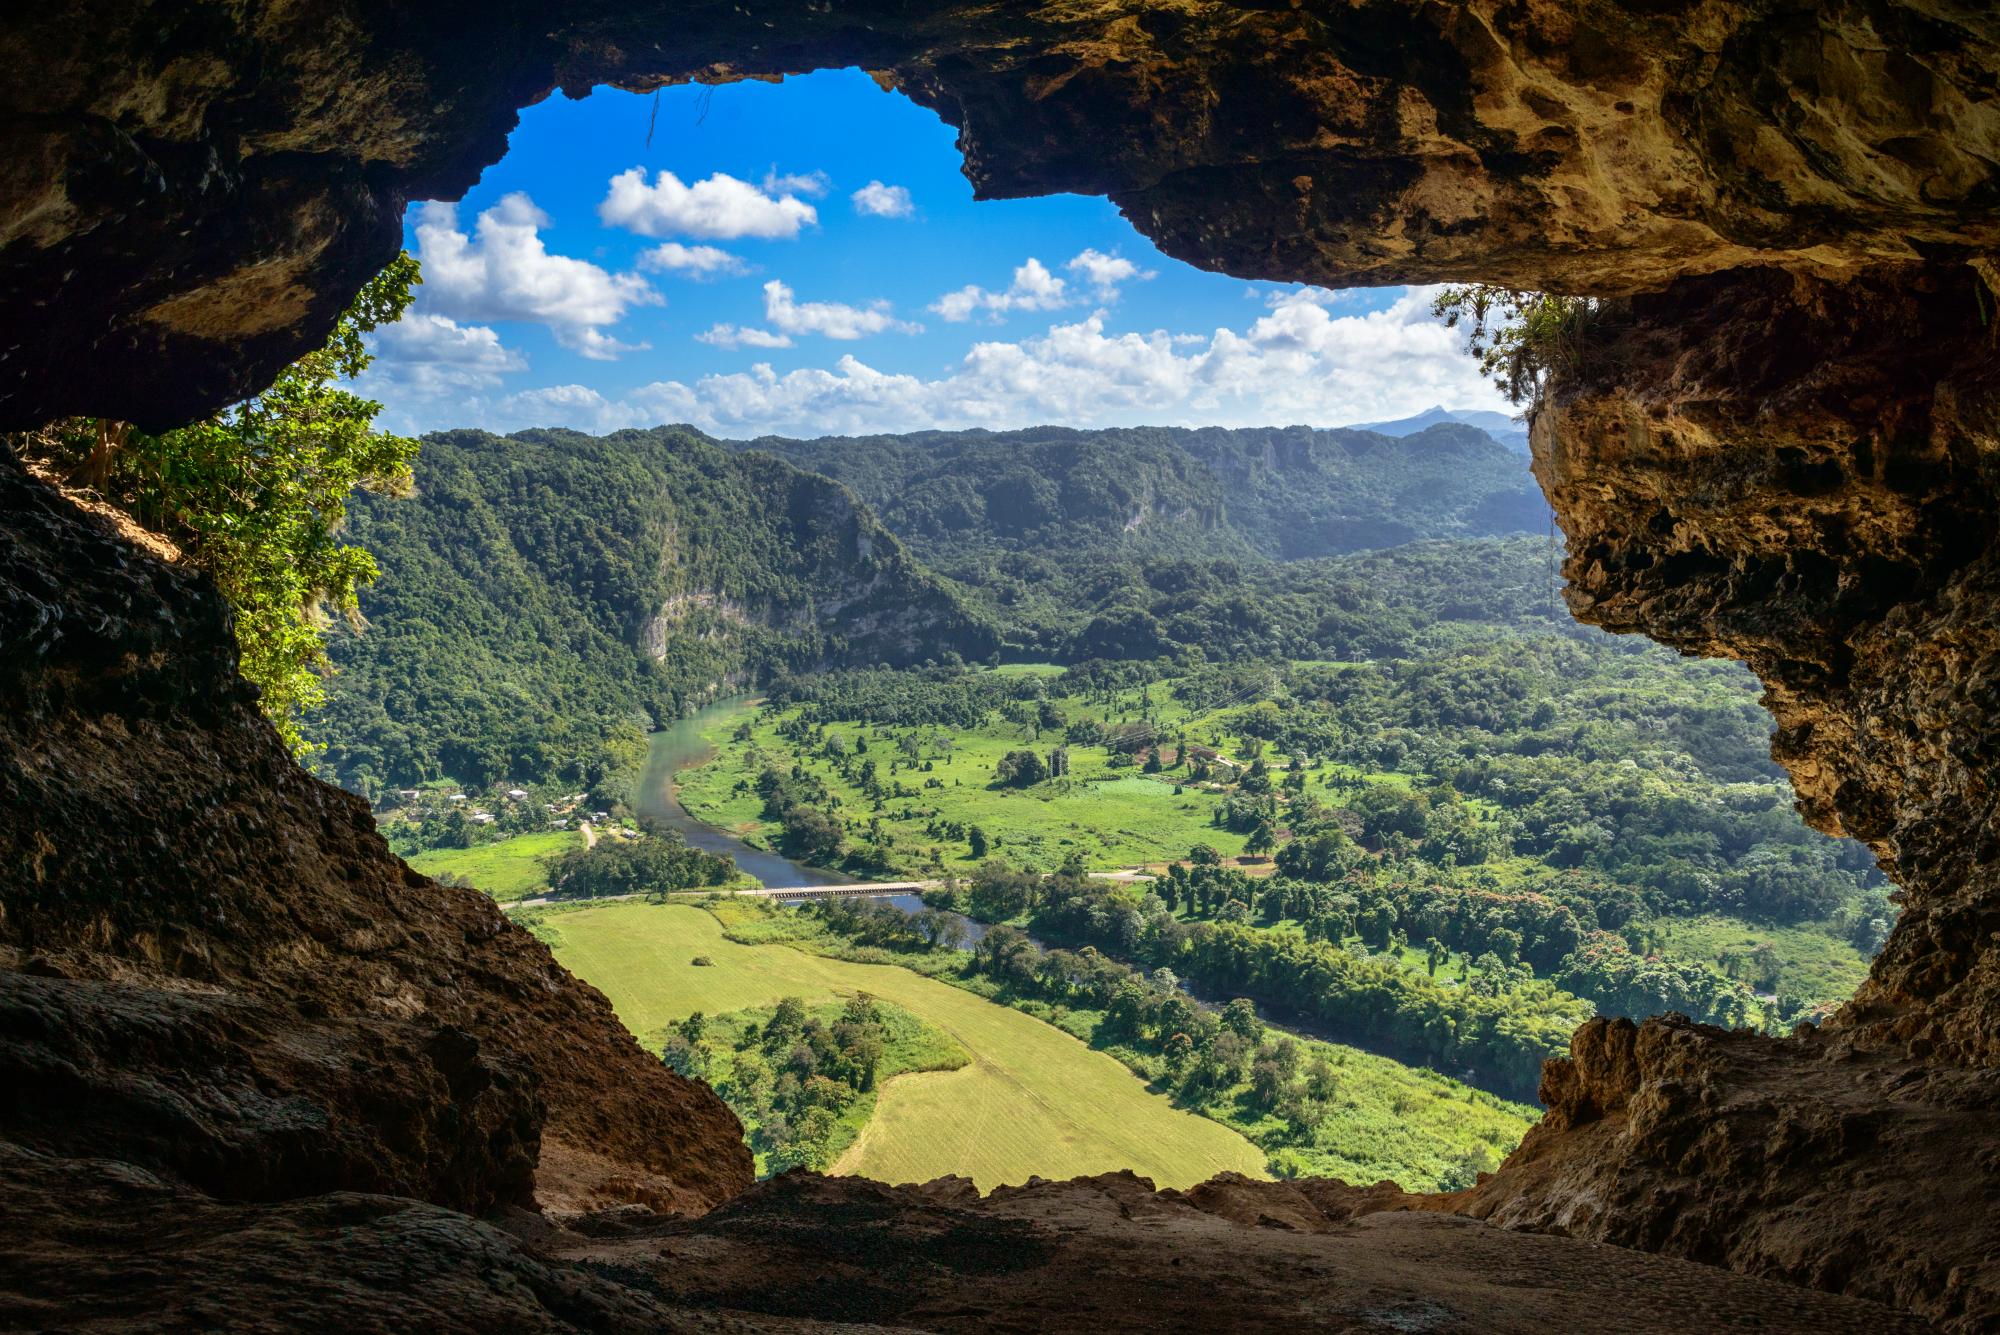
[
  {"left": 0, "top": 455, "right": 752, "bottom": 1216},
  {"left": 1444, "top": 257, "right": 1999, "bottom": 1327},
  {"left": 0, "top": 1148, "right": 1932, "bottom": 1334},
  {"left": 1537, "top": 264, "right": 2000, "bottom": 1064},
  {"left": 6, "top": 1, "right": 2000, "bottom": 1331},
  {"left": 1463, "top": 1015, "right": 2000, "bottom": 1327}
]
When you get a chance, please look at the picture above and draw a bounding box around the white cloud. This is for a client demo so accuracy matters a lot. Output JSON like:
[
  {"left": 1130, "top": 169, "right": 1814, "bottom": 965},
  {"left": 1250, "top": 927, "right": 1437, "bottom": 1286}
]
[
  {"left": 932, "top": 249, "right": 1153, "bottom": 322},
  {"left": 851, "top": 180, "right": 916, "bottom": 219},
  {"left": 764, "top": 168, "right": 831, "bottom": 198},
  {"left": 763, "top": 279, "right": 920, "bottom": 340},
  {"left": 930, "top": 258, "right": 1070, "bottom": 322},
  {"left": 362, "top": 313, "right": 527, "bottom": 393},
  {"left": 599, "top": 168, "right": 818, "bottom": 240},
  {"left": 1065, "top": 248, "right": 1153, "bottom": 298},
  {"left": 414, "top": 285, "right": 1508, "bottom": 438},
  {"left": 1264, "top": 285, "right": 1357, "bottom": 309},
  {"left": 697, "top": 323, "right": 795, "bottom": 350},
  {"left": 557, "top": 327, "right": 650, "bottom": 361},
  {"left": 637, "top": 242, "right": 750, "bottom": 279},
  {"left": 412, "top": 194, "right": 658, "bottom": 358}
]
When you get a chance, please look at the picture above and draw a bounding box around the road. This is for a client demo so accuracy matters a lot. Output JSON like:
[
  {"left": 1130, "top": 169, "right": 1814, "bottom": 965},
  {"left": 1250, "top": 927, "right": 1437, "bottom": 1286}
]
[{"left": 511, "top": 868, "right": 1155, "bottom": 909}]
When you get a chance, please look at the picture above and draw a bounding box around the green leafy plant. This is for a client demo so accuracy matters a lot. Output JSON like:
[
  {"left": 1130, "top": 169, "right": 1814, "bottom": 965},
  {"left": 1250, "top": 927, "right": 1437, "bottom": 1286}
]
[
  {"left": 1431, "top": 286, "right": 1597, "bottom": 407},
  {"left": 40, "top": 255, "right": 421, "bottom": 754}
]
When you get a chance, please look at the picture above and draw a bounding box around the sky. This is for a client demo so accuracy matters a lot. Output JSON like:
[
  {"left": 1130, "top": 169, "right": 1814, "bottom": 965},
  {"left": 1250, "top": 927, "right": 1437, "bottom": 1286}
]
[{"left": 357, "top": 69, "right": 1511, "bottom": 441}]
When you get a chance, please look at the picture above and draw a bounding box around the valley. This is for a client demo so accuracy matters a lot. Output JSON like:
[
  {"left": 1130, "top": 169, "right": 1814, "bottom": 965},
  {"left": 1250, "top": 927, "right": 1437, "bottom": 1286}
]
[{"left": 325, "top": 420, "right": 1887, "bottom": 1198}]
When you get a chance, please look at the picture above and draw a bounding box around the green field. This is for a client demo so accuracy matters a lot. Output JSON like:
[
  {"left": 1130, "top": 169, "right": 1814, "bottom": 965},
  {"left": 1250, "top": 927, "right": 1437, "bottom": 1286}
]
[
  {"left": 408, "top": 829, "right": 580, "bottom": 901},
  {"left": 1648, "top": 913, "right": 1872, "bottom": 1003},
  {"left": 675, "top": 694, "right": 1264, "bottom": 873},
  {"left": 537, "top": 900, "right": 1268, "bottom": 1190}
]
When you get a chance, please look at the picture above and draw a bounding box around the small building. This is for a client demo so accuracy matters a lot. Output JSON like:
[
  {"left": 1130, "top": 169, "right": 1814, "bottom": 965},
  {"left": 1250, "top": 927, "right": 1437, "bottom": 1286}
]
[
  {"left": 506, "top": 788, "right": 529, "bottom": 800},
  {"left": 471, "top": 811, "right": 496, "bottom": 825},
  {"left": 448, "top": 793, "right": 468, "bottom": 803}
]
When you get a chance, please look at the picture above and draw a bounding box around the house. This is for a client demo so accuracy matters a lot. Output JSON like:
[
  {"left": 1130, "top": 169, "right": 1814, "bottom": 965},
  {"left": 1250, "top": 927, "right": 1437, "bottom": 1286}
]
[
  {"left": 448, "top": 794, "right": 468, "bottom": 803},
  {"left": 506, "top": 788, "right": 529, "bottom": 800},
  {"left": 471, "top": 811, "right": 496, "bottom": 825}
]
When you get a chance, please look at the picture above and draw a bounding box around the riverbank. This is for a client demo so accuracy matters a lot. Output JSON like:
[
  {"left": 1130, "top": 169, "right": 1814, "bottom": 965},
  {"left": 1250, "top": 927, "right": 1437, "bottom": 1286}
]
[{"left": 633, "top": 697, "right": 855, "bottom": 889}]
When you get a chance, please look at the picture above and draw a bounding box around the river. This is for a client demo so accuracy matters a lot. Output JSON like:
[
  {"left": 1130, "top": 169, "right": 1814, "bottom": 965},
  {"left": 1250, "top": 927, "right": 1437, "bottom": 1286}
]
[
  {"left": 636, "top": 697, "right": 851, "bottom": 889},
  {"left": 638, "top": 699, "right": 1007, "bottom": 944}
]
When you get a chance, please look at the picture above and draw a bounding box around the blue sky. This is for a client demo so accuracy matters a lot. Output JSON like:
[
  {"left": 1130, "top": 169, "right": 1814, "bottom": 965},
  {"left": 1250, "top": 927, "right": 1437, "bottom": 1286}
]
[{"left": 359, "top": 69, "right": 1510, "bottom": 439}]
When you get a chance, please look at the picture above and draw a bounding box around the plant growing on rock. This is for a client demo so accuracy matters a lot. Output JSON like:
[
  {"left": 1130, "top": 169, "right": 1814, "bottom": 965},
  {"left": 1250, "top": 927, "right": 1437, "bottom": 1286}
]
[
  {"left": 25, "top": 255, "right": 423, "bottom": 754},
  {"left": 1432, "top": 286, "right": 1599, "bottom": 408}
]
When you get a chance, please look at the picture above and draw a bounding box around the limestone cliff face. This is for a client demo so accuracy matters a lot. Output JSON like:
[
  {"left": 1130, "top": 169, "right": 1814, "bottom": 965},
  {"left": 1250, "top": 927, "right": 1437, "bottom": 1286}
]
[
  {"left": 1535, "top": 264, "right": 2000, "bottom": 1063},
  {"left": 0, "top": 456, "right": 753, "bottom": 1216},
  {"left": 5, "top": 1, "right": 2000, "bottom": 1331}
]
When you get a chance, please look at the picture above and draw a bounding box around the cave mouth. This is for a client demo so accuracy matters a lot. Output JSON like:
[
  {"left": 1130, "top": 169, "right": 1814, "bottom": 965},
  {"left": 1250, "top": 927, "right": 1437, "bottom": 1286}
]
[{"left": 298, "top": 68, "right": 1899, "bottom": 1196}]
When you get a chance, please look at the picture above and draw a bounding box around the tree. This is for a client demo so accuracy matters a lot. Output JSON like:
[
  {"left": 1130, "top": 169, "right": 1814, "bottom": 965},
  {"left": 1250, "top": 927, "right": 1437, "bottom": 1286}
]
[
  {"left": 779, "top": 805, "right": 846, "bottom": 862},
  {"left": 1249, "top": 1060, "right": 1288, "bottom": 1108},
  {"left": 995, "top": 749, "right": 1049, "bottom": 787},
  {"left": 1431, "top": 285, "right": 1596, "bottom": 407},
  {"left": 37, "top": 255, "right": 422, "bottom": 754},
  {"left": 1245, "top": 823, "right": 1277, "bottom": 857},
  {"left": 1221, "top": 997, "right": 1263, "bottom": 1044},
  {"left": 968, "top": 825, "right": 990, "bottom": 859}
]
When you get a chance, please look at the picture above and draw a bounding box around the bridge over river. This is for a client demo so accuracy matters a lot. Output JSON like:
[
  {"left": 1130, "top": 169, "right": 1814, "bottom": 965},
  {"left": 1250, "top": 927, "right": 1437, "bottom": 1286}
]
[
  {"left": 745, "top": 870, "right": 1156, "bottom": 901},
  {"left": 742, "top": 880, "right": 939, "bottom": 901}
]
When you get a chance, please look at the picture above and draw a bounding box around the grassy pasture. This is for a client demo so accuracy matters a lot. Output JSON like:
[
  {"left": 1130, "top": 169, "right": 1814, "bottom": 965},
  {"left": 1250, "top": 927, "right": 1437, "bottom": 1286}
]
[
  {"left": 540, "top": 901, "right": 1268, "bottom": 1190},
  {"left": 1649, "top": 913, "right": 1872, "bottom": 1003},
  {"left": 674, "top": 697, "right": 1264, "bottom": 873},
  {"left": 407, "top": 829, "right": 579, "bottom": 901}
]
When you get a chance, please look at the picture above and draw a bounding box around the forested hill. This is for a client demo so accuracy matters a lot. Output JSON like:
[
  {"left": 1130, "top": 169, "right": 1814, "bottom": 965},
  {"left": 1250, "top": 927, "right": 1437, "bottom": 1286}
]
[
  {"left": 720, "top": 423, "right": 1549, "bottom": 656},
  {"left": 729, "top": 423, "right": 1548, "bottom": 565},
  {"left": 317, "top": 427, "right": 998, "bottom": 795}
]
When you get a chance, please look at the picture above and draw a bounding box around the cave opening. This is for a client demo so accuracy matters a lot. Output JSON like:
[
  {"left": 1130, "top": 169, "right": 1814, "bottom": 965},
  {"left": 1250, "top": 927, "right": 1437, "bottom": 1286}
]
[{"left": 266, "top": 67, "right": 1899, "bottom": 1196}]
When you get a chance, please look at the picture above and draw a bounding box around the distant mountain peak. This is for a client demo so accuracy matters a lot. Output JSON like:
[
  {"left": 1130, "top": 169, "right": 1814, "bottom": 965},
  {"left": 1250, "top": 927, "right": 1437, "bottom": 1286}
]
[{"left": 1350, "top": 405, "right": 1528, "bottom": 454}]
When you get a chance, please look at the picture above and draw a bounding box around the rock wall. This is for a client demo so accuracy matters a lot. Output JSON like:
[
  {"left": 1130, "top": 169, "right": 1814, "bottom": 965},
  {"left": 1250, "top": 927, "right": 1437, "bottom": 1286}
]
[
  {"left": 1535, "top": 264, "right": 2000, "bottom": 1061},
  {"left": 0, "top": 455, "right": 753, "bottom": 1215}
]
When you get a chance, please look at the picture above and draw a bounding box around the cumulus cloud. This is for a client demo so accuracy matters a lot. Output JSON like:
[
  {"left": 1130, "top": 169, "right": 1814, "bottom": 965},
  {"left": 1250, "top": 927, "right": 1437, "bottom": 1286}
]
[
  {"left": 930, "top": 258, "right": 1070, "bottom": 322},
  {"left": 763, "top": 168, "right": 831, "bottom": 198},
  {"left": 851, "top": 180, "right": 916, "bottom": 219},
  {"left": 599, "top": 168, "right": 819, "bottom": 240},
  {"left": 932, "top": 250, "right": 1153, "bottom": 321},
  {"left": 1263, "top": 285, "right": 1356, "bottom": 309},
  {"left": 360, "top": 313, "right": 527, "bottom": 396},
  {"left": 637, "top": 242, "right": 750, "bottom": 279},
  {"left": 403, "top": 285, "right": 1507, "bottom": 438},
  {"left": 763, "top": 279, "right": 920, "bottom": 340},
  {"left": 412, "top": 194, "right": 658, "bottom": 359},
  {"left": 697, "top": 323, "right": 795, "bottom": 350},
  {"left": 1066, "top": 248, "right": 1153, "bottom": 298}
]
